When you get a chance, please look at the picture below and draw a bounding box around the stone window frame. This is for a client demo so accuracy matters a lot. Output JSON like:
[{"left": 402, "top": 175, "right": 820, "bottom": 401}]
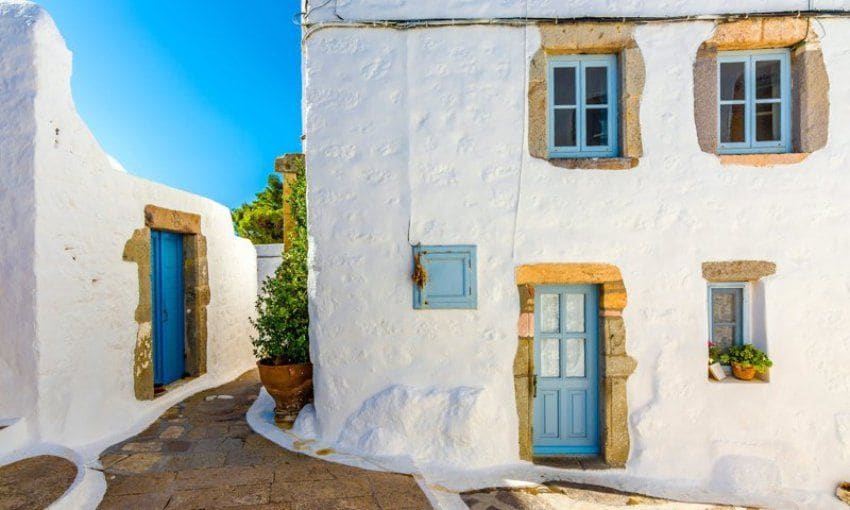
[
  {"left": 703, "top": 260, "right": 776, "bottom": 382},
  {"left": 694, "top": 17, "right": 829, "bottom": 167},
  {"left": 514, "top": 263, "right": 636, "bottom": 467},
  {"left": 123, "top": 205, "right": 210, "bottom": 400},
  {"left": 529, "top": 23, "right": 645, "bottom": 171}
]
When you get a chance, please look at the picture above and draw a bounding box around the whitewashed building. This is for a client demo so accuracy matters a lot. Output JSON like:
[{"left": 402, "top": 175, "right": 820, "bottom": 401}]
[
  {"left": 0, "top": 2, "right": 258, "bottom": 484},
  {"left": 302, "top": 1, "right": 850, "bottom": 507}
]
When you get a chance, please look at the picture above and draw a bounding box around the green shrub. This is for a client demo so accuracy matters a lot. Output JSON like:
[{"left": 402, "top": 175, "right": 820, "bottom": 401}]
[
  {"left": 718, "top": 344, "right": 773, "bottom": 373},
  {"left": 250, "top": 159, "right": 309, "bottom": 365}
]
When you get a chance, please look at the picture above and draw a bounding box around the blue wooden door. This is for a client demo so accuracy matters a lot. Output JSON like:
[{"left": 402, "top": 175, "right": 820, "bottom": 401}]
[
  {"left": 151, "top": 230, "right": 186, "bottom": 386},
  {"left": 533, "top": 285, "right": 600, "bottom": 455}
]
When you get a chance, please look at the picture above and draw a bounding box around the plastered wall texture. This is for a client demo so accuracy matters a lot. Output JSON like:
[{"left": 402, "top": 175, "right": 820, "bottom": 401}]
[
  {"left": 0, "top": 2, "right": 39, "bottom": 435},
  {"left": 256, "top": 243, "right": 284, "bottom": 290},
  {"left": 304, "top": 11, "right": 850, "bottom": 508},
  {"left": 692, "top": 17, "right": 830, "bottom": 164},
  {"left": 0, "top": 3, "right": 257, "bottom": 456}
]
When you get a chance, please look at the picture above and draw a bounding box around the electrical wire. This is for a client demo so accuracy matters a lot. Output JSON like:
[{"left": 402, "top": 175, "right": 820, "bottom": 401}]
[{"left": 301, "top": 10, "right": 849, "bottom": 42}]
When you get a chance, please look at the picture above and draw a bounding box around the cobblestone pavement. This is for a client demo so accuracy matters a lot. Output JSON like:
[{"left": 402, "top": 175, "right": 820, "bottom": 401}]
[
  {"left": 98, "top": 370, "right": 431, "bottom": 510},
  {"left": 0, "top": 455, "right": 77, "bottom": 510},
  {"left": 462, "top": 482, "right": 746, "bottom": 509}
]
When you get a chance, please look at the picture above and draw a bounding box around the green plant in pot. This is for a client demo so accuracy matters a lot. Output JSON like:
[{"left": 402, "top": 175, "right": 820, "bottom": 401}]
[
  {"left": 251, "top": 159, "right": 312, "bottom": 423},
  {"left": 719, "top": 344, "right": 772, "bottom": 381}
]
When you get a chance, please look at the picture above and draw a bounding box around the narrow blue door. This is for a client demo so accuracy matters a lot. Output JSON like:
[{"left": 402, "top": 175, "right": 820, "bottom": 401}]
[
  {"left": 533, "top": 285, "right": 600, "bottom": 455},
  {"left": 151, "top": 230, "right": 186, "bottom": 386}
]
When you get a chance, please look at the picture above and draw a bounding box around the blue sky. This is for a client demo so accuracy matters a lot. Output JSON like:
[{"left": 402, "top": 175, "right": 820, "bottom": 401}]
[{"left": 37, "top": 0, "right": 303, "bottom": 209}]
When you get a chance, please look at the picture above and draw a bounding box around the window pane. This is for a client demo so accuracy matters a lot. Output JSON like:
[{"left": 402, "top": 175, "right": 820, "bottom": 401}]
[
  {"left": 541, "top": 337, "right": 560, "bottom": 377},
  {"left": 585, "top": 108, "right": 609, "bottom": 147},
  {"left": 720, "top": 104, "right": 746, "bottom": 143},
  {"left": 712, "top": 326, "right": 736, "bottom": 351},
  {"left": 554, "top": 109, "right": 577, "bottom": 147},
  {"left": 540, "top": 294, "right": 560, "bottom": 333},
  {"left": 712, "top": 292, "right": 738, "bottom": 323},
  {"left": 565, "top": 338, "right": 585, "bottom": 377},
  {"left": 564, "top": 294, "right": 585, "bottom": 332},
  {"left": 756, "top": 103, "right": 781, "bottom": 142},
  {"left": 720, "top": 61, "right": 746, "bottom": 101},
  {"left": 553, "top": 67, "right": 576, "bottom": 106},
  {"left": 755, "top": 60, "right": 781, "bottom": 100},
  {"left": 585, "top": 66, "right": 608, "bottom": 105}
]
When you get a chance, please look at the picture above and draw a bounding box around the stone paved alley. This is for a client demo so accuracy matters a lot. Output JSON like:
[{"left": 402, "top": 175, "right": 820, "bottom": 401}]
[{"left": 97, "top": 370, "right": 431, "bottom": 510}]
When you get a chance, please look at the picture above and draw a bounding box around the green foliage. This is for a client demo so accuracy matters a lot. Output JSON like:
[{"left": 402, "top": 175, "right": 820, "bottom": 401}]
[
  {"left": 708, "top": 344, "right": 723, "bottom": 365},
  {"left": 250, "top": 160, "right": 309, "bottom": 365},
  {"left": 232, "top": 174, "right": 284, "bottom": 244},
  {"left": 718, "top": 344, "right": 773, "bottom": 373}
]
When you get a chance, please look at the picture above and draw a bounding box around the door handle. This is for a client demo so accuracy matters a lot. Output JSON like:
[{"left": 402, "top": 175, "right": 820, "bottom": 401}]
[{"left": 532, "top": 374, "right": 538, "bottom": 398}]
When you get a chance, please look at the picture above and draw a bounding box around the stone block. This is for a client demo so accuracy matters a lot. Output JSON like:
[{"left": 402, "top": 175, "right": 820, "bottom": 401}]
[
  {"left": 708, "top": 19, "right": 763, "bottom": 50},
  {"left": 603, "top": 316, "right": 626, "bottom": 356},
  {"left": 793, "top": 46, "right": 829, "bottom": 153},
  {"left": 513, "top": 337, "right": 533, "bottom": 376},
  {"left": 604, "top": 355, "right": 637, "bottom": 378},
  {"left": 718, "top": 153, "right": 810, "bottom": 167},
  {"left": 702, "top": 261, "right": 777, "bottom": 282},
  {"left": 144, "top": 204, "right": 201, "bottom": 235},
  {"left": 516, "top": 263, "right": 623, "bottom": 286},
  {"left": 761, "top": 17, "right": 808, "bottom": 48}
]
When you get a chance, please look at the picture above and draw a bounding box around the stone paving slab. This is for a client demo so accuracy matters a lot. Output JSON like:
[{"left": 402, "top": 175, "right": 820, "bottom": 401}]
[
  {"left": 98, "top": 370, "right": 431, "bottom": 510},
  {"left": 0, "top": 455, "right": 77, "bottom": 510}
]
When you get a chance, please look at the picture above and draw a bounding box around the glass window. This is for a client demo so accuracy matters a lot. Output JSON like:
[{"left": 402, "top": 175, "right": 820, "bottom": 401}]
[
  {"left": 717, "top": 50, "right": 790, "bottom": 154},
  {"left": 709, "top": 284, "right": 747, "bottom": 352},
  {"left": 548, "top": 55, "right": 618, "bottom": 158}
]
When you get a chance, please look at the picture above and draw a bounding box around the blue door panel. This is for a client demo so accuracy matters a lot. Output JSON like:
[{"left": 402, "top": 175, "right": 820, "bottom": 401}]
[
  {"left": 541, "top": 390, "right": 560, "bottom": 438},
  {"left": 533, "top": 284, "right": 600, "bottom": 456},
  {"left": 569, "top": 391, "right": 587, "bottom": 437},
  {"left": 151, "top": 230, "right": 186, "bottom": 386}
]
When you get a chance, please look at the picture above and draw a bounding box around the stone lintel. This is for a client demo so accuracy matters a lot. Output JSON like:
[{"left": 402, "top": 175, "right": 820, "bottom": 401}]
[
  {"left": 705, "top": 17, "right": 809, "bottom": 51},
  {"left": 144, "top": 205, "right": 201, "bottom": 235},
  {"left": 702, "top": 261, "right": 777, "bottom": 282},
  {"left": 516, "top": 263, "right": 623, "bottom": 287}
]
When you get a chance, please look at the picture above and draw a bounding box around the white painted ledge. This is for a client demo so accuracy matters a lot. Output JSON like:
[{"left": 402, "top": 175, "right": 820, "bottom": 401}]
[{"left": 246, "top": 387, "right": 468, "bottom": 510}]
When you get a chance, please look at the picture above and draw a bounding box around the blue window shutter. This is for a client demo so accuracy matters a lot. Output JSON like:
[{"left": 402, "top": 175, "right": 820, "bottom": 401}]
[{"left": 413, "top": 245, "right": 477, "bottom": 309}]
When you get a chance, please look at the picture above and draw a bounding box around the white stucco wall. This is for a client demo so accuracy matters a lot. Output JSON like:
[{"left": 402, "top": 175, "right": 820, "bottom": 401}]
[
  {"left": 303, "top": 9, "right": 850, "bottom": 508},
  {"left": 256, "top": 243, "right": 284, "bottom": 290},
  {"left": 0, "top": 2, "right": 39, "bottom": 437},
  {"left": 0, "top": 1, "right": 257, "bottom": 460}
]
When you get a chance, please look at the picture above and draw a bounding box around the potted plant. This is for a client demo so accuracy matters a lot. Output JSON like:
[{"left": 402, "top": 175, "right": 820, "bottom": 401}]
[
  {"left": 708, "top": 342, "right": 726, "bottom": 380},
  {"left": 251, "top": 160, "right": 312, "bottom": 423},
  {"left": 719, "top": 344, "right": 773, "bottom": 381}
]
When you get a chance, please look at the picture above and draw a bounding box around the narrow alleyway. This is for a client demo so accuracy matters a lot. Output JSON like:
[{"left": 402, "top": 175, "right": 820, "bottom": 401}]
[{"left": 98, "top": 370, "right": 431, "bottom": 510}]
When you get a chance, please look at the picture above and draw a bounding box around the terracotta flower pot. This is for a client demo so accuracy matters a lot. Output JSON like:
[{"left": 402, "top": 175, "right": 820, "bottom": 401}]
[
  {"left": 731, "top": 362, "right": 756, "bottom": 381},
  {"left": 257, "top": 361, "right": 313, "bottom": 423}
]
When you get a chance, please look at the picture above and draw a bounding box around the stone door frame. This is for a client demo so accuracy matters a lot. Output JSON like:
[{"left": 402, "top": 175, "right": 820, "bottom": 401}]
[
  {"left": 514, "top": 263, "right": 636, "bottom": 467},
  {"left": 124, "top": 205, "right": 210, "bottom": 400}
]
